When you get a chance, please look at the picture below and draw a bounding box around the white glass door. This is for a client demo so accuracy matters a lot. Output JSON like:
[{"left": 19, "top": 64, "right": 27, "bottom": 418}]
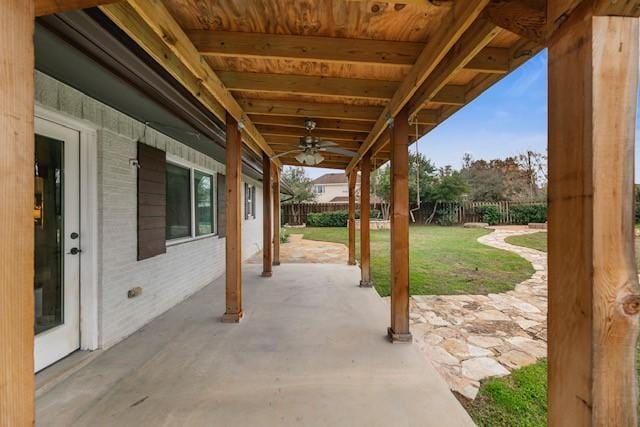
[{"left": 34, "top": 117, "right": 81, "bottom": 372}]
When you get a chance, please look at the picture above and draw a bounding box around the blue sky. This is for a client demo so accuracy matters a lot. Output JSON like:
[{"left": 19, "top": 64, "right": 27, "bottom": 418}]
[{"left": 304, "top": 49, "right": 640, "bottom": 182}]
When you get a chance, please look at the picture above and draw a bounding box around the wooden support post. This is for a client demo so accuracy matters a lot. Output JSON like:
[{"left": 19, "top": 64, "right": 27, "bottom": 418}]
[
  {"left": 223, "top": 114, "right": 243, "bottom": 322},
  {"left": 359, "top": 154, "right": 372, "bottom": 287},
  {"left": 348, "top": 170, "right": 357, "bottom": 266},
  {"left": 0, "top": 0, "right": 35, "bottom": 424},
  {"left": 262, "top": 152, "right": 273, "bottom": 277},
  {"left": 547, "top": 5, "right": 639, "bottom": 425},
  {"left": 272, "top": 167, "right": 281, "bottom": 266},
  {"left": 388, "top": 106, "right": 412, "bottom": 343}
]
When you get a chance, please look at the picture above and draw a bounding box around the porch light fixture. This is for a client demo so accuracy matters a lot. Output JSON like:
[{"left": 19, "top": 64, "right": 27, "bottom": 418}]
[{"left": 295, "top": 151, "right": 324, "bottom": 165}]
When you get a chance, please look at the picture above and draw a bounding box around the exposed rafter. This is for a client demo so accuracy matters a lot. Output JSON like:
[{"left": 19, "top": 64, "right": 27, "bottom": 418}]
[
  {"left": 219, "top": 71, "right": 397, "bottom": 101},
  {"left": 188, "top": 30, "right": 423, "bottom": 66},
  {"left": 256, "top": 125, "right": 367, "bottom": 142},
  {"left": 104, "top": 0, "right": 278, "bottom": 164},
  {"left": 407, "top": 19, "right": 501, "bottom": 117},
  {"left": 486, "top": 0, "right": 546, "bottom": 44},
  {"left": 36, "top": 0, "right": 116, "bottom": 16},
  {"left": 346, "top": 0, "right": 490, "bottom": 173},
  {"left": 249, "top": 115, "right": 373, "bottom": 133}
]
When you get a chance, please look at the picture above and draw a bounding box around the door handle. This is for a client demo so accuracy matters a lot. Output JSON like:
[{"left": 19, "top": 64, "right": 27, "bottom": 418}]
[{"left": 67, "top": 247, "right": 82, "bottom": 255}]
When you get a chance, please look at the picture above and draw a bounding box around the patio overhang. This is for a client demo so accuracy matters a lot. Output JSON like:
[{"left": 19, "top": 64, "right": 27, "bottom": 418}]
[{"left": 2, "top": 0, "right": 640, "bottom": 425}]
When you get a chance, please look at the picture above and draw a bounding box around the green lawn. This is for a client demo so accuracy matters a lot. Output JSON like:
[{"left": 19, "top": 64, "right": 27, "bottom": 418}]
[
  {"left": 505, "top": 230, "right": 640, "bottom": 269},
  {"left": 490, "top": 231, "right": 640, "bottom": 426},
  {"left": 293, "top": 226, "right": 533, "bottom": 297},
  {"left": 504, "top": 232, "right": 547, "bottom": 253},
  {"left": 463, "top": 360, "right": 548, "bottom": 427}
]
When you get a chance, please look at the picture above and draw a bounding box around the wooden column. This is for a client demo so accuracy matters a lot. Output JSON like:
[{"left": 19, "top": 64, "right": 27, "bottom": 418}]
[
  {"left": 388, "top": 108, "right": 411, "bottom": 342},
  {"left": 359, "top": 154, "right": 372, "bottom": 287},
  {"left": 0, "top": 0, "right": 35, "bottom": 424},
  {"left": 272, "top": 167, "right": 281, "bottom": 266},
  {"left": 262, "top": 152, "right": 273, "bottom": 277},
  {"left": 222, "top": 114, "right": 243, "bottom": 322},
  {"left": 347, "top": 170, "right": 357, "bottom": 265},
  {"left": 388, "top": 106, "right": 411, "bottom": 343},
  {"left": 547, "top": 4, "right": 639, "bottom": 425}
]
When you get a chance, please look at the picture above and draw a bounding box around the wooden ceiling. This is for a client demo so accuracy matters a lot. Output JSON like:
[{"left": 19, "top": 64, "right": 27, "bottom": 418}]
[{"left": 97, "top": 0, "right": 543, "bottom": 171}]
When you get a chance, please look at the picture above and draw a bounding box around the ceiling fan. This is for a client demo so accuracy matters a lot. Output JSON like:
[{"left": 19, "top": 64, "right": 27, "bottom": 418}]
[{"left": 271, "top": 118, "right": 357, "bottom": 166}]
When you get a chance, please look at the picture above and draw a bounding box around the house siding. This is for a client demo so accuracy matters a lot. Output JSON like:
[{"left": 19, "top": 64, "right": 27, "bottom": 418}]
[{"left": 35, "top": 71, "right": 264, "bottom": 348}]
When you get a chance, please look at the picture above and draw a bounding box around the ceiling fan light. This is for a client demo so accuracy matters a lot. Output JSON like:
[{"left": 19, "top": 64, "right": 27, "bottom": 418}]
[
  {"left": 295, "top": 152, "right": 306, "bottom": 163},
  {"left": 313, "top": 152, "right": 324, "bottom": 164}
]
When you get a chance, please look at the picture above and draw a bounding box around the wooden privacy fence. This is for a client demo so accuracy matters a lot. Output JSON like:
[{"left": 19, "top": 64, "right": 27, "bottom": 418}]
[
  {"left": 282, "top": 201, "right": 544, "bottom": 225},
  {"left": 282, "top": 202, "right": 378, "bottom": 225}
]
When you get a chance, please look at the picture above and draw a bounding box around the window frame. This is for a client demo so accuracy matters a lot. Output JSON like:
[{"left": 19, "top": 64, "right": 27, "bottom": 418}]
[
  {"left": 165, "top": 155, "right": 217, "bottom": 246},
  {"left": 244, "top": 182, "right": 257, "bottom": 221}
]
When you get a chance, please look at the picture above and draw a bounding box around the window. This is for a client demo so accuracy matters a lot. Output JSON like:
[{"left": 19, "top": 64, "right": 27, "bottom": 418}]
[
  {"left": 194, "top": 171, "right": 214, "bottom": 236},
  {"left": 244, "top": 183, "right": 256, "bottom": 220},
  {"left": 166, "top": 160, "right": 216, "bottom": 242},
  {"left": 166, "top": 163, "right": 191, "bottom": 240},
  {"left": 314, "top": 185, "right": 325, "bottom": 193}
]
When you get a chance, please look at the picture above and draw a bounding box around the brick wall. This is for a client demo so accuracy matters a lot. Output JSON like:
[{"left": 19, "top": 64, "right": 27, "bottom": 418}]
[{"left": 35, "top": 71, "right": 264, "bottom": 348}]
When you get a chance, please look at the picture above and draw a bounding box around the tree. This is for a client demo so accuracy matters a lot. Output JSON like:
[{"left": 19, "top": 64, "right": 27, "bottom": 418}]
[
  {"left": 461, "top": 152, "right": 546, "bottom": 202},
  {"left": 371, "top": 165, "right": 391, "bottom": 220},
  {"left": 281, "top": 167, "right": 316, "bottom": 224},
  {"left": 424, "top": 166, "right": 468, "bottom": 223}
]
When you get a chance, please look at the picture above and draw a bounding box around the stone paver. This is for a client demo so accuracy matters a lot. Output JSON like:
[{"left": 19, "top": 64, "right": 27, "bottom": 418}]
[
  {"left": 409, "top": 226, "right": 548, "bottom": 400},
  {"left": 247, "top": 233, "right": 348, "bottom": 264}
]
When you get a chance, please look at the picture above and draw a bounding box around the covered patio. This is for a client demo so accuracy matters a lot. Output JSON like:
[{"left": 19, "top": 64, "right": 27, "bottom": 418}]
[
  {"left": 36, "top": 263, "right": 473, "bottom": 426},
  {"left": 2, "top": 0, "right": 640, "bottom": 425}
]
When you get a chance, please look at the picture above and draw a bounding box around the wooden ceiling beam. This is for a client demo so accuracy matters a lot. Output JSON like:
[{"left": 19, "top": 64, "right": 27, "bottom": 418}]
[
  {"left": 239, "top": 98, "right": 384, "bottom": 121},
  {"left": 257, "top": 125, "right": 367, "bottom": 142},
  {"left": 407, "top": 19, "right": 501, "bottom": 118},
  {"left": 465, "top": 47, "right": 510, "bottom": 73},
  {"left": 266, "top": 140, "right": 360, "bottom": 152},
  {"left": 249, "top": 115, "right": 373, "bottom": 133},
  {"left": 109, "top": 0, "right": 278, "bottom": 164},
  {"left": 431, "top": 85, "right": 466, "bottom": 105},
  {"left": 219, "top": 71, "right": 397, "bottom": 101},
  {"left": 188, "top": 30, "right": 423, "bottom": 66},
  {"left": 346, "top": 0, "right": 490, "bottom": 173},
  {"left": 486, "top": 0, "right": 547, "bottom": 44},
  {"left": 36, "top": 0, "right": 116, "bottom": 16},
  {"left": 282, "top": 161, "right": 348, "bottom": 169},
  {"left": 268, "top": 139, "right": 362, "bottom": 151}
]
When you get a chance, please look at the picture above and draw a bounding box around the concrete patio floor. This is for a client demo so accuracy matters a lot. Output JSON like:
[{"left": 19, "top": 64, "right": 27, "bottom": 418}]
[{"left": 37, "top": 264, "right": 474, "bottom": 426}]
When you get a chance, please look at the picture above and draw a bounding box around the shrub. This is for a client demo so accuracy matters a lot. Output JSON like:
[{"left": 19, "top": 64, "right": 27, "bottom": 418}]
[
  {"left": 307, "top": 211, "right": 348, "bottom": 227},
  {"left": 356, "top": 208, "right": 382, "bottom": 220},
  {"left": 280, "top": 229, "right": 290, "bottom": 244},
  {"left": 435, "top": 208, "right": 456, "bottom": 226},
  {"left": 510, "top": 204, "right": 547, "bottom": 225},
  {"left": 476, "top": 205, "right": 502, "bottom": 225}
]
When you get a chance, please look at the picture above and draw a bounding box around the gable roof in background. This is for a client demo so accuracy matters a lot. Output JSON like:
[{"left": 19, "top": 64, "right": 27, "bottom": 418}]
[{"left": 312, "top": 172, "right": 361, "bottom": 185}]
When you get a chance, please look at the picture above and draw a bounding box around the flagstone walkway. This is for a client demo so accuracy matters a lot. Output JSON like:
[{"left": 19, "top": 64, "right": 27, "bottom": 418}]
[
  {"left": 409, "top": 227, "right": 548, "bottom": 400},
  {"left": 247, "top": 233, "right": 347, "bottom": 264}
]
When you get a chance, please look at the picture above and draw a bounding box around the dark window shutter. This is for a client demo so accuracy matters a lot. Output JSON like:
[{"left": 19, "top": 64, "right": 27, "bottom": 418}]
[
  {"left": 137, "top": 143, "right": 166, "bottom": 260},
  {"left": 251, "top": 186, "right": 256, "bottom": 218},
  {"left": 244, "top": 183, "right": 249, "bottom": 220},
  {"left": 217, "top": 173, "right": 226, "bottom": 237}
]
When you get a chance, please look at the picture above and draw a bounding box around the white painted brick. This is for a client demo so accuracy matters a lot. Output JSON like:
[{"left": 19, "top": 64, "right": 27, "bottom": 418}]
[{"left": 36, "top": 71, "right": 265, "bottom": 350}]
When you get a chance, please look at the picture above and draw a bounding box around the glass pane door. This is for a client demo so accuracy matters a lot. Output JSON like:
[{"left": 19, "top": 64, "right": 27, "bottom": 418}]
[
  {"left": 34, "top": 134, "right": 64, "bottom": 335},
  {"left": 34, "top": 117, "right": 81, "bottom": 372}
]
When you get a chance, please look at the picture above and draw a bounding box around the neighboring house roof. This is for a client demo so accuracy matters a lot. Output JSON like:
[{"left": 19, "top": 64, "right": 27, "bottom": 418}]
[{"left": 312, "top": 172, "right": 360, "bottom": 185}]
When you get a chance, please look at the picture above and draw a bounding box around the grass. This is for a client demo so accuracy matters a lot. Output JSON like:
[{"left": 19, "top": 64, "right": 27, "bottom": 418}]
[
  {"left": 505, "top": 230, "right": 640, "bottom": 269},
  {"left": 495, "top": 231, "right": 640, "bottom": 424},
  {"left": 504, "top": 232, "right": 547, "bottom": 253},
  {"left": 462, "top": 360, "right": 548, "bottom": 427},
  {"left": 292, "top": 226, "right": 533, "bottom": 297}
]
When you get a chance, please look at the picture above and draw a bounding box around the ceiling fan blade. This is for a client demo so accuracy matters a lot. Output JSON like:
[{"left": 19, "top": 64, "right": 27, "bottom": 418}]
[
  {"left": 316, "top": 140, "right": 338, "bottom": 147},
  {"left": 271, "top": 149, "right": 302, "bottom": 159},
  {"left": 320, "top": 146, "right": 357, "bottom": 157}
]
